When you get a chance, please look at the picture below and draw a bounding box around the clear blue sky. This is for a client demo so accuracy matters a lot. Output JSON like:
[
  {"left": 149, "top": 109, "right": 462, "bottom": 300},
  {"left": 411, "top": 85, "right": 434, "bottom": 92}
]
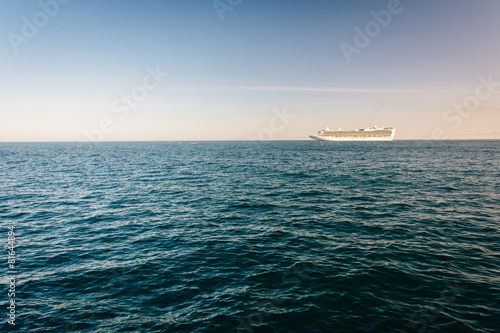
[{"left": 1, "top": 0, "right": 499, "bottom": 141}]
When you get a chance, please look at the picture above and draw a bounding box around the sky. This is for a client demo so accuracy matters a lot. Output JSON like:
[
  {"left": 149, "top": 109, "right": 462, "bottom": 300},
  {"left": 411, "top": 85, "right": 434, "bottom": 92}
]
[{"left": 1, "top": 0, "right": 499, "bottom": 141}]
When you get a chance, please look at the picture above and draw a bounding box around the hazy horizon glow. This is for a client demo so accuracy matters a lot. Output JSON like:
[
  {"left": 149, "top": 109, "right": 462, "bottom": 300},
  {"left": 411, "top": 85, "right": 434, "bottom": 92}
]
[{"left": 1, "top": 0, "right": 500, "bottom": 142}]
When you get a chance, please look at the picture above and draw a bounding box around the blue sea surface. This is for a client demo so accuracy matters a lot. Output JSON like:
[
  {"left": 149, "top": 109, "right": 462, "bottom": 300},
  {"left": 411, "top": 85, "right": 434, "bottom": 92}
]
[{"left": 1, "top": 140, "right": 499, "bottom": 332}]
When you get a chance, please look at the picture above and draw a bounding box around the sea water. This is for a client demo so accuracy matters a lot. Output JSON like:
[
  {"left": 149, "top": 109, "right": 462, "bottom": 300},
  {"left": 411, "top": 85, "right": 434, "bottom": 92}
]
[{"left": 0, "top": 140, "right": 498, "bottom": 332}]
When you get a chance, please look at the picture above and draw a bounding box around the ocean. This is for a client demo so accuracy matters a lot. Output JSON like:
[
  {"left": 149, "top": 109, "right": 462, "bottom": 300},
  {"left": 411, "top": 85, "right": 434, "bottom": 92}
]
[{"left": 1, "top": 140, "right": 499, "bottom": 332}]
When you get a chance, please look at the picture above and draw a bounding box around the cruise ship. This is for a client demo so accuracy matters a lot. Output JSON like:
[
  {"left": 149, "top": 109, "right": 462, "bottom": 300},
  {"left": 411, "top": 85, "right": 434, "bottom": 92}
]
[{"left": 309, "top": 125, "right": 396, "bottom": 141}]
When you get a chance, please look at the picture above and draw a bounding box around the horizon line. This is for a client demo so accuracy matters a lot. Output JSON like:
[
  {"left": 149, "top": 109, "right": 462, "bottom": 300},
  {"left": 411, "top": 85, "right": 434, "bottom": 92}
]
[{"left": 1, "top": 139, "right": 499, "bottom": 143}]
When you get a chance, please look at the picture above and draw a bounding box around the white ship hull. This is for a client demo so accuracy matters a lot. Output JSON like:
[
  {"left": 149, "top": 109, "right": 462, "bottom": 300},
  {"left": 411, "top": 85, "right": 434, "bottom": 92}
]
[
  {"left": 309, "top": 135, "right": 394, "bottom": 141},
  {"left": 309, "top": 125, "right": 396, "bottom": 142}
]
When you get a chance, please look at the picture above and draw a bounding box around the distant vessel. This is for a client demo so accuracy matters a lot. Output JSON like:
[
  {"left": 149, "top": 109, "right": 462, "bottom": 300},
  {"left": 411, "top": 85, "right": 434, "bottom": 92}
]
[{"left": 309, "top": 125, "right": 396, "bottom": 141}]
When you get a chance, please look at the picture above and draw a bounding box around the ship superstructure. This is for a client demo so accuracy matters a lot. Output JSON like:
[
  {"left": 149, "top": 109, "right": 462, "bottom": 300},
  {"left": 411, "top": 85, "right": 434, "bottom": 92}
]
[{"left": 309, "top": 125, "right": 396, "bottom": 141}]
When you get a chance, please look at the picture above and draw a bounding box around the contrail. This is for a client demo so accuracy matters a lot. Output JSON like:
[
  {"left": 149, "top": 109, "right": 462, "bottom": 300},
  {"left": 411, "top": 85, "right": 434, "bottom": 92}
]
[{"left": 209, "top": 85, "right": 478, "bottom": 94}]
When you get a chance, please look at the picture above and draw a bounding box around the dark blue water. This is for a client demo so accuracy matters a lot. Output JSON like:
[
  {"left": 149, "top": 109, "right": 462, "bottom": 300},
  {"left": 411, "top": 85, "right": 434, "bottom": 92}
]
[{"left": 1, "top": 141, "right": 499, "bottom": 332}]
